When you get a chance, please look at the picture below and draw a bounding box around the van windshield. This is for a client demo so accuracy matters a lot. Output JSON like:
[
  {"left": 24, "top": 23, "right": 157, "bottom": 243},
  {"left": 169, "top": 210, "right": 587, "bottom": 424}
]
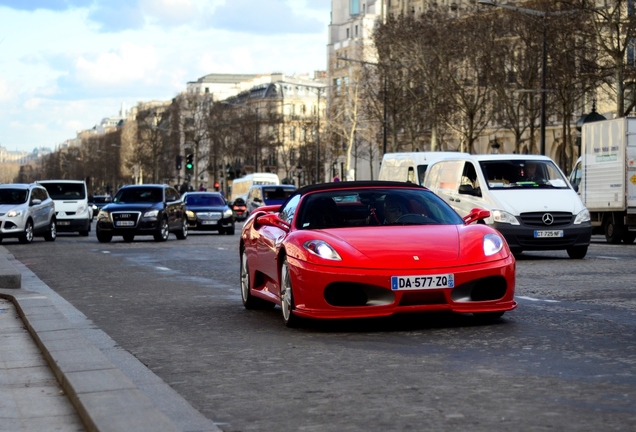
[
  {"left": 41, "top": 183, "right": 86, "bottom": 199},
  {"left": 479, "top": 160, "right": 569, "bottom": 190}
]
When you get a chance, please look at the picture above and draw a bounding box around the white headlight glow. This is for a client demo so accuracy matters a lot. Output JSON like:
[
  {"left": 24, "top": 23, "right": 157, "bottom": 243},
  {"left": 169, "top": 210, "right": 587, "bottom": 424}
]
[
  {"left": 483, "top": 233, "right": 504, "bottom": 256},
  {"left": 303, "top": 240, "right": 342, "bottom": 261}
]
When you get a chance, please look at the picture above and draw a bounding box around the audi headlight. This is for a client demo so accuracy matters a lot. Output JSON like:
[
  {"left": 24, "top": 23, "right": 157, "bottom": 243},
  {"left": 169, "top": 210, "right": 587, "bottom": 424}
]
[
  {"left": 223, "top": 209, "right": 233, "bottom": 218},
  {"left": 483, "top": 233, "right": 504, "bottom": 256},
  {"left": 143, "top": 209, "right": 159, "bottom": 218},
  {"left": 491, "top": 210, "right": 520, "bottom": 225},
  {"left": 97, "top": 210, "right": 110, "bottom": 221},
  {"left": 304, "top": 240, "right": 342, "bottom": 261},
  {"left": 574, "top": 209, "right": 591, "bottom": 224},
  {"left": 6, "top": 209, "right": 22, "bottom": 218}
]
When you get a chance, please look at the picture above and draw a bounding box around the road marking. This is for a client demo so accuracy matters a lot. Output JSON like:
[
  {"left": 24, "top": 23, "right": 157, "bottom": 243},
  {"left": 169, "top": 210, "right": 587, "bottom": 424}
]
[
  {"left": 155, "top": 266, "right": 170, "bottom": 271},
  {"left": 102, "top": 251, "right": 111, "bottom": 254},
  {"left": 516, "top": 296, "right": 560, "bottom": 303},
  {"left": 597, "top": 256, "right": 620, "bottom": 260}
]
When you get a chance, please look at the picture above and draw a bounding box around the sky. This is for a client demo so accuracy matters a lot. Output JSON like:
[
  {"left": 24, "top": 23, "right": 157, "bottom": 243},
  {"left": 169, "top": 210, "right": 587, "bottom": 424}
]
[{"left": 0, "top": 0, "right": 331, "bottom": 154}]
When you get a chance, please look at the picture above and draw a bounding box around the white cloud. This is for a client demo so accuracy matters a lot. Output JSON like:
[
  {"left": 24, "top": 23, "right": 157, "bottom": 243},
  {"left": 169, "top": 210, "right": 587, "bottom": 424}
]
[{"left": 74, "top": 43, "right": 159, "bottom": 86}]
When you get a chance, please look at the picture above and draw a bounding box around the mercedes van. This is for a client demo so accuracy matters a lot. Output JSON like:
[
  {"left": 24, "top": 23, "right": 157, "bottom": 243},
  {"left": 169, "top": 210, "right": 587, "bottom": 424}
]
[
  {"left": 378, "top": 151, "right": 467, "bottom": 185},
  {"left": 423, "top": 154, "right": 592, "bottom": 258},
  {"left": 38, "top": 180, "right": 91, "bottom": 236}
]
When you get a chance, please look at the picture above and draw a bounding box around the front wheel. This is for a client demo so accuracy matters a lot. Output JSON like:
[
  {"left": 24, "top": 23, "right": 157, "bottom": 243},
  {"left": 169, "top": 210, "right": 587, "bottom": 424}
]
[
  {"left": 96, "top": 226, "right": 112, "bottom": 243},
  {"left": 19, "top": 220, "right": 34, "bottom": 244},
  {"left": 280, "top": 259, "right": 301, "bottom": 328},
  {"left": 44, "top": 219, "right": 57, "bottom": 242},
  {"left": 604, "top": 216, "right": 623, "bottom": 244},
  {"left": 154, "top": 218, "right": 169, "bottom": 242},
  {"left": 567, "top": 246, "right": 588, "bottom": 259},
  {"left": 240, "top": 250, "right": 274, "bottom": 310},
  {"left": 175, "top": 219, "right": 188, "bottom": 240}
]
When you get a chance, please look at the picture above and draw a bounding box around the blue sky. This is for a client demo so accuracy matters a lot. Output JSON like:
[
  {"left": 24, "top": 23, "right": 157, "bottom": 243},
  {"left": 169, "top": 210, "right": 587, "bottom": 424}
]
[{"left": 0, "top": 0, "right": 331, "bottom": 153}]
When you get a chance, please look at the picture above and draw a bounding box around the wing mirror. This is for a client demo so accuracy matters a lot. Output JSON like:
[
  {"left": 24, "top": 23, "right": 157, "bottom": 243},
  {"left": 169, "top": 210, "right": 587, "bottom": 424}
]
[
  {"left": 463, "top": 208, "right": 490, "bottom": 225},
  {"left": 255, "top": 213, "right": 290, "bottom": 230}
]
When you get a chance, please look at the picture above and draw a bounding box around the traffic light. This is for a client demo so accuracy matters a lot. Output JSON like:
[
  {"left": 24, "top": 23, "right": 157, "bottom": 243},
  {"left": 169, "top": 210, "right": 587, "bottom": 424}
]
[
  {"left": 214, "top": 181, "right": 220, "bottom": 191},
  {"left": 185, "top": 154, "right": 194, "bottom": 172},
  {"left": 176, "top": 155, "right": 182, "bottom": 170}
]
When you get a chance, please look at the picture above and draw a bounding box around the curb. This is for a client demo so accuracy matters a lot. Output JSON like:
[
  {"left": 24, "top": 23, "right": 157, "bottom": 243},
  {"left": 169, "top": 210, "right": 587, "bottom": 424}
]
[{"left": 0, "top": 249, "right": 220, "bottom": 432}]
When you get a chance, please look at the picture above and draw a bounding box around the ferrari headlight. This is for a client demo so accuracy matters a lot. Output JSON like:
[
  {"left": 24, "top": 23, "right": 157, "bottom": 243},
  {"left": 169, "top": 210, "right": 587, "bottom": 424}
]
[
  {"left": 6, "top": 209, "right": 22, "bottom": 218},
  {"left": 574, "top": 208, "right": 591, "bottom": 224},
  {"left": 304, "top": 240, "right": 342, "bottom": 261},
  {"left": 491, "top": 210, "right": 520, "bottom": 225},
  {"left": 143, "top": 209, "right": 159, "bottom": 218},
  {"left": 223, "top": 209, "right": 233, "bottom": 218},
  {"left": 483, "top": 233, "right": 504, "bottom": 256}
]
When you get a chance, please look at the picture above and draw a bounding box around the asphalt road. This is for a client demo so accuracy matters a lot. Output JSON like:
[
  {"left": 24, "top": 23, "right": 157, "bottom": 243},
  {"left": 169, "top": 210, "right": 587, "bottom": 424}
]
[{"left": 4, "top": 226, "right": 636, "bottom": 432}]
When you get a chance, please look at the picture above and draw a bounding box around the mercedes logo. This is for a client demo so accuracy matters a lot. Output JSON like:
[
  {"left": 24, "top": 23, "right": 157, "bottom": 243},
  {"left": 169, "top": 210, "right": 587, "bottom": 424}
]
[{"left": 542, "top": 213, "right": 554, "bottom": 225}]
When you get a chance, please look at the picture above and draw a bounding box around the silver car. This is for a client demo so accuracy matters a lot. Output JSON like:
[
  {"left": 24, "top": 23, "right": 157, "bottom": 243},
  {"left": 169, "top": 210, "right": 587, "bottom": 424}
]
[{"left": 0, "top": 183, "right": 57, "bottom": 244}]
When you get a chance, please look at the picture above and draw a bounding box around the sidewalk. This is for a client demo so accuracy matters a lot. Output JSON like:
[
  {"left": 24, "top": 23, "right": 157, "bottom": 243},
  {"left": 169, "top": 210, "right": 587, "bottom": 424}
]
[{"left": 0, "top": 247, "right": 220, "bottom": 432}]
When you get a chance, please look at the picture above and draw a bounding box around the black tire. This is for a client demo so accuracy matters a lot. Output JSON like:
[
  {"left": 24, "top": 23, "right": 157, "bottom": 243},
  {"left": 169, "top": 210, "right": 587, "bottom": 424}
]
[
  {"left": 280, "top": 258, "right": 301, "bottom": 327},
  {"left": 123, "top": 234, "right": 135, "bottom": 242},
  {"left": 604, "top": 216, "right": 623, "bottom": 244},
  {"left": 622, "top": 231, "right": 636, "bottom": 244},
  {"left": 226, "top": 225, "right": 236, "bottom": 235},
  {"left": 96, "top": 227, "right": 112, "bottom": 243},
  {"left": 567, "top": 246, "right": 588, "bottom": 259},
  {"left": 19, "top": 220, "right": 34, "bottom": 244},
  {"left": 175, "top": 218, "right": 188, "bottom": 240},
  {"left": 240, "top": 250, "right": 275, "bottom": 310},
  {"left": 154, "top": 218, "right": 169, "bottom": 242},
  {"left": 44, "top": 219, "right": 57, "bottom": 242},
  {"left": 473, "top": 311, "right": 505, "bottom": 322}
]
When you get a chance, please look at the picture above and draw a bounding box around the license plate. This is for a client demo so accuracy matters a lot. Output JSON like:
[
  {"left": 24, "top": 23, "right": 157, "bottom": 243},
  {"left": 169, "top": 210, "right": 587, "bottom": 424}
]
[
  {"left": 57, "top": 221, "right": 70, "bottom": 226},
  {"left": 201, "top": 221, "right": 217, "bottom": 225},
  {"left": 391, "top": 274, "right": 454, "bottom": 291},
  {"left": 534, "top": 230, "right": 564, "bottom": 238},
  {"left": 116, "top": 221, "right": 135, "bottom": 227}
]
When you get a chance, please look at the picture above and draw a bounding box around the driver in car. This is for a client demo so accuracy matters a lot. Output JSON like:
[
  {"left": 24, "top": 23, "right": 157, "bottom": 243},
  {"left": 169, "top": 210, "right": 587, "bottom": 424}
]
[{"left": 383, "top": 195, "right": 407, "bottom": 224}]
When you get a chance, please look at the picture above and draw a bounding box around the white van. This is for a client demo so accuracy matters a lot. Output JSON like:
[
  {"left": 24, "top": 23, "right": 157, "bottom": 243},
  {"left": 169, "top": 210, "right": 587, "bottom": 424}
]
[
  {"left": 378, "top": 151, "right": 467, "bottom": 185},
  {"left": 37, "top": 180, "right": 91, "bottom": 236},
  {"left": 230, "top": 173, "right": 280, "bottom": 203},
  {"left": 423, "top": 154, "right": 592, "bottom": 258}
]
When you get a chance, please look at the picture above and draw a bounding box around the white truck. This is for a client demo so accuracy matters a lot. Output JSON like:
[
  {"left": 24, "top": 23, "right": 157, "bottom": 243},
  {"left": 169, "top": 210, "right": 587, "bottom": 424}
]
[{"left": 570, "top": 117, "right": 636, "bottom": 244}]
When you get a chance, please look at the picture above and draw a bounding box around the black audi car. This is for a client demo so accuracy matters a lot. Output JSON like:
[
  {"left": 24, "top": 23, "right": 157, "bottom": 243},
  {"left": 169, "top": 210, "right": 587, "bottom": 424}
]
[
  {"left": 95, "top": 184, "right": 187, "bottom": 243},
  {"left": 182, "top": 191, "right": 235, "bottom": 235}
]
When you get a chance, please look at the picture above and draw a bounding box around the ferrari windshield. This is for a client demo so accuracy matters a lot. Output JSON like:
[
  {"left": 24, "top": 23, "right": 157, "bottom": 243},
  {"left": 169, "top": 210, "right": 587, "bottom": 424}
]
[
  {"left": 297, "top": 188, "right": 464, "bottom": 229},
  {"left": 479, "top": 160, "right": 569, "bottom": 189}
]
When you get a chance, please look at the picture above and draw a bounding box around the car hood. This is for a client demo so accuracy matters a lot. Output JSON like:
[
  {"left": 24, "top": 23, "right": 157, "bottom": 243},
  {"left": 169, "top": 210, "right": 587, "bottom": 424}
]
[
  {"left": 0, "top": 204, "right": 23, "bottom": 214},
  {"left": 489, "top": 189, "right": 585, "bottom": 215},
  {"left": 103, "top": 203, "right": 160, "bottom": 212},
  {"left": 319, "top": 225, "right": 463, "bottom": 269}
]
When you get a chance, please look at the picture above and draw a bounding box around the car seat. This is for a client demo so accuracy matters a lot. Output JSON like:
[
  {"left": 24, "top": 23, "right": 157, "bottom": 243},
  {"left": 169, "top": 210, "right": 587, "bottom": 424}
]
[{"left": 304, "top": 197, "right": 343, "bottom": 228}]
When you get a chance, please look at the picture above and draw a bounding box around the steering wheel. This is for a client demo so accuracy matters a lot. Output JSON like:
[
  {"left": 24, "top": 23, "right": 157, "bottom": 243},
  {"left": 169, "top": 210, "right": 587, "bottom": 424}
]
[{"left": 395, "top": 214, "right": 431, "bottom": 224}]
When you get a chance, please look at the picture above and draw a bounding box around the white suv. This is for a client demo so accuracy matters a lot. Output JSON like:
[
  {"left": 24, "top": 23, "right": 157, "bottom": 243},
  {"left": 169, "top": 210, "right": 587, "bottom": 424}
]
[
  {"left": 38, "top": 180, "right": 91, "bottom": 236},
  {"left": 0, "top": 183, "right": 57, "bottom": 244}
]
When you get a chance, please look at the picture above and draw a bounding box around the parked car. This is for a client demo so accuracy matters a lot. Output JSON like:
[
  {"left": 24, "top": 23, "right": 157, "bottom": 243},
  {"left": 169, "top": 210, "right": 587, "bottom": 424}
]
[
  {"left": 245, "top": 184, "right": 296, "bottom": 216},
  {"left": 231, "top": 197, "right": 248, "bottom": 221},
  {"left": 37, "top": 180, "right": 91, "bottom": 236},
  {"left": 0, "top": 183, "right": 57, "bottom": 244},
  {"left": 182, "top": 191, "right": 235, "bottom": 235},
  {"left": 240, "top": 181, "right": 516, "bottom": 327},
  {"left": 89, "top": 195, "right": 112, "bottom": 220},
  {"left": 95, "top": 184, "right": 187, "bottom": 243}
]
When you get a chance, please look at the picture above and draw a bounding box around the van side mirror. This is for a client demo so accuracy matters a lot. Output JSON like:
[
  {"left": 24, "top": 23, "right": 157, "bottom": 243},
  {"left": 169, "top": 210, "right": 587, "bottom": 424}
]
[{"left": 458, "top": 184, "right": 480, "bottom": 197}]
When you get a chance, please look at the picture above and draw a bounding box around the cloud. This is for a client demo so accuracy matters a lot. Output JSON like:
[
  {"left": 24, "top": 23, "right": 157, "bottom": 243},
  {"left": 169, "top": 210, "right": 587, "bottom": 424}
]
[
  {"left": 139, "top": 0, "right": 200, "bottom": 27},
  {"left": 0, "top": 0, "right": 92, "bottom": 11},
  {"left": 87, "top": 1, "right": 146, "bottom": 32},
  {"left": 209, "top": 0, "right": 325, "bottom": 35}
]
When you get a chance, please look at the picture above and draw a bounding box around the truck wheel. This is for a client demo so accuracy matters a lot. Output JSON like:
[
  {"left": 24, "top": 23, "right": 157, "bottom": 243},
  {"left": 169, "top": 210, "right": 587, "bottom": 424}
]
[
  {"left": 604, "top": 217, "right": 623, "bottom": 244},
  {"left": 622, "top": 232, "right": 636, "bottom": 244}
]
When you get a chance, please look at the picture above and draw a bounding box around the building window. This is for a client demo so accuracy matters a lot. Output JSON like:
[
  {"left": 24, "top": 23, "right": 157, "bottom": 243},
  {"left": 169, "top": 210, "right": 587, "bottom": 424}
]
[
  {"left": 346, "top": 28, "right": 350, "bottom": 39},
  {"left": 350, "top": 0, "right": 360, "bottom": 15},
  {"left": 290, "top": 126, "right": 296, "bottom": 141},
  {"left": 355, "top": 25, "right": 358, "bottom": 37}
]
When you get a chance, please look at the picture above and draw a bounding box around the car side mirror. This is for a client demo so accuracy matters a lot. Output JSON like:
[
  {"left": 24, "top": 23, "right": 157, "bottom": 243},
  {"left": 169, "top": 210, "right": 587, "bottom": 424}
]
[
  {"left": 255, "top": 213, "right": 290, "bottom": 230},
  {"left": 458, "top": 184, "right": 475, "bottom": 196},
  {"left": 463, "top": 208, "right": 490, "bottom": 225},
  {"left": 30, "top": 198, "right": 42, "bottom": 206}
]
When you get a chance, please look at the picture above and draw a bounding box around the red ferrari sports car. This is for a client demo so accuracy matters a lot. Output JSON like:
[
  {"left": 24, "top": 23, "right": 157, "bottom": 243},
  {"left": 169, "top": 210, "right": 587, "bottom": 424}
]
[{"left": 240, "top": 181, "right": 516, "bottom": 327}]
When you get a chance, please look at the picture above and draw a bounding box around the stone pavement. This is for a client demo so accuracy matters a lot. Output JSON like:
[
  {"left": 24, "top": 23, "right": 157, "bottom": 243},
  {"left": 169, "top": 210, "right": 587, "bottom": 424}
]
[{"left": 0, "top": 246, "right": 220, "bottom": 432}]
